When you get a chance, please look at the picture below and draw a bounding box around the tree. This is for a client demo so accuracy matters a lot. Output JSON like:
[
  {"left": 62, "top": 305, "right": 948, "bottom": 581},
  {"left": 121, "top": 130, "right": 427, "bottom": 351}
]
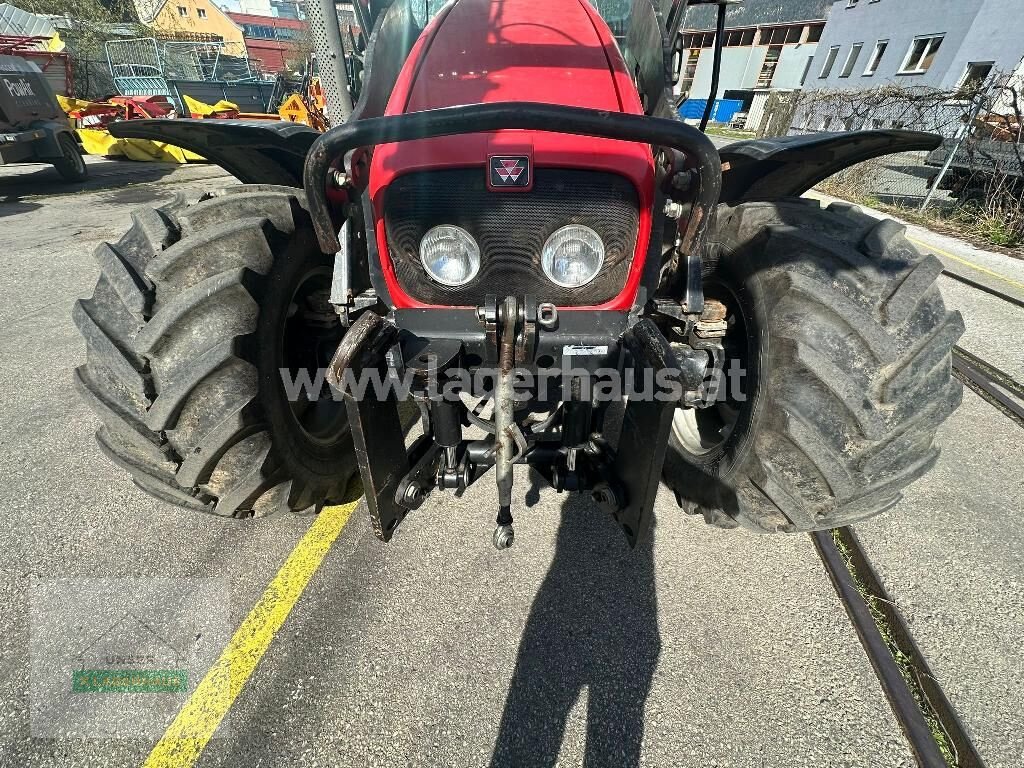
[{"left": 19, "top": 0, "right": 151, "bottom": 98}]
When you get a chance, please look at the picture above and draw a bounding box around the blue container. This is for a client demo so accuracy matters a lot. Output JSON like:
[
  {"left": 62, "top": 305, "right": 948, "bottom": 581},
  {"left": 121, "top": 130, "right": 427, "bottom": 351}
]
[{"left": 678, "top": 98, "right": 744, "bottom": 124}]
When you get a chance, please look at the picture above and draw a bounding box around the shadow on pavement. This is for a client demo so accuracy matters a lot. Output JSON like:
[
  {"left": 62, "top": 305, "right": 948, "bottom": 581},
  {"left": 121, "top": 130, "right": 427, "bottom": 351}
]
[
  {"left": 0, "top": 195, "right": 41, "bottom": 218},
  {"left": 490, "top": 481, "right": 661, "bottom": 768},
  {"left": 0, "top": 160, "right": 180, "bottom": 199}
]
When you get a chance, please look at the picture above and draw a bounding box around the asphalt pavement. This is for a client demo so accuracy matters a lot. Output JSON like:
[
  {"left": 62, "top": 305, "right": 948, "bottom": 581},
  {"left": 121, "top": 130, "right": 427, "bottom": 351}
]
[{"left": 0, "top": 156, "right": 1020, "bottom": 767}]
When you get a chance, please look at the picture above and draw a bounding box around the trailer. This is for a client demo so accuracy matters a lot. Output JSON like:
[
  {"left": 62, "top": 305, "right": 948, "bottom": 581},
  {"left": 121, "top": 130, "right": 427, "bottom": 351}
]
[{"left": 0, "top": 53, "right": 85, "bottom": 181}]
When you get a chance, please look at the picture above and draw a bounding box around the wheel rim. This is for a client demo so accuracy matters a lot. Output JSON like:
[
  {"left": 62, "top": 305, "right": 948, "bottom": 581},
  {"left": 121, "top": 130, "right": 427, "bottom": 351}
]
[
  {"left": 671, "top": 278, "right": 751, "bottom": 456},
  {"left": 280, "top": 267, "right": 348, "bottom": 445}
]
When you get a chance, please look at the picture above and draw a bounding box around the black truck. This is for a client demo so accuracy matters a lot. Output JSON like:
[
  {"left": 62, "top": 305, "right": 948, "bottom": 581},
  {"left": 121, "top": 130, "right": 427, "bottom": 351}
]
[{"left": 0, "top": 54, "right": 86, "bottom": 182}]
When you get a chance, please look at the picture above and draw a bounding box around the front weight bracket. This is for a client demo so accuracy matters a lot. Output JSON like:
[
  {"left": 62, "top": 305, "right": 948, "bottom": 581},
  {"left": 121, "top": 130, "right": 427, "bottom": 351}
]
[
  {"left": 613, "top": 318, "right": 681, "bottom": 548},
  {"left": 326, "top": 310, "right": 408, "bottom": 542}
]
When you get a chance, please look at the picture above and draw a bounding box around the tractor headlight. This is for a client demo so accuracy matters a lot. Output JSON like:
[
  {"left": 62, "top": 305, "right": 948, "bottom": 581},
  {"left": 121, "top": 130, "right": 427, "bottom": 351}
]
[
  {"left": 541, "top": 225, "right": 605, "bottom": 288},
  {"left": 419, "top": 225, "right": 481, "bottom": 286}
]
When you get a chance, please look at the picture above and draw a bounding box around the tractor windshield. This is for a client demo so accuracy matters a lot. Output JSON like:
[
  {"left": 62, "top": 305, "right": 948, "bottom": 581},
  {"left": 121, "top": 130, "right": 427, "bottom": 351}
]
[
  {"left": 590, "top": 0, "right": 633, "bottom": 37},
  {"left": 591, "top": 0, "right": 673, "bottom": 42},
  {"left": 411, "top": 0, "right": 453, "bottom": 26},
  {"left": 411, "top": 0, "right": 670, "bottom": 45}
]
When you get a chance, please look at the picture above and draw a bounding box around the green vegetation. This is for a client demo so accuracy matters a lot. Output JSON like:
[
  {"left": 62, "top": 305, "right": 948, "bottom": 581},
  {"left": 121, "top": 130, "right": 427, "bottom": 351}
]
[
  {"left": 19, "top": 0, "right": 150, "bottom": 99},
  {"left": 705, "top": 126, "right": 757, "bottom": 140},
  {"left": 831, "top": 531, "right": 958, "bottom": 767},
  {"left": 820, "top": 170, "right": 1024, "bottom": 251}
]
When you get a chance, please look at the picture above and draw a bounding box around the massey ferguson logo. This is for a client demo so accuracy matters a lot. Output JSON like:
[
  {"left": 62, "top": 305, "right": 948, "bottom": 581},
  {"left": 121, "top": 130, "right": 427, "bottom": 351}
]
[{"left": 489, "top": 155, "right": 530, "bottom": 188}]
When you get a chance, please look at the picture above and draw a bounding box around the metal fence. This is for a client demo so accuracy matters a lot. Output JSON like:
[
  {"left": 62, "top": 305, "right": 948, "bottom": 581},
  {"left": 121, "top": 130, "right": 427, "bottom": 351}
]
[
  {"left": 753, "top": 76, "right": 1024, "bottom": 218},
  {"left": 817, "top": 149, "right": 946, "bottom": 208}
]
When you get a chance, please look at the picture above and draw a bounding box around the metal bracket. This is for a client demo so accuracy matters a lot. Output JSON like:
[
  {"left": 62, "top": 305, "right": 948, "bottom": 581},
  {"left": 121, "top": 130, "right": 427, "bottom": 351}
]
[
  {"left": 613, "top": 318, "right": 682, "bottom": 548},
  {"left": 325, "top": 310, "right": 409, "bottom": 542},
  {"left": 330, "top": 219, "right": 352, "bottom": 325},
  {"left": 477, "top": 295, "right": 499, "bottom": 362},
  {"left": 517, "top": 295, "right": 538, "bottom": 363},
  {"left": 393, "top": 434, "right": 442, "bottom": 511},
  {"left": 677, "top": 245, "right": 705, "bottom": 316}
]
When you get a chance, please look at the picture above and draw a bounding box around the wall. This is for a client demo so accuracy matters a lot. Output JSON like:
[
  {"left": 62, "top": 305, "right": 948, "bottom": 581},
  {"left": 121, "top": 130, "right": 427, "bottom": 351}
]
[
  {"left": 940, "top": 0, "right": 1024, "bottom": 90},
  {"left": 805, "top": 0, "right": 983, "bottom": 92},
  {"left": 227, "top": 11, "right": 307, "bottom": 73},
  {"left": 775, "top": 43, "right": 818, "bottom": 89},
  {"left": 153, "top": 0, "right": 247, "bottom": 57},
  {"left": 687, "top": 47, "right": 755, "bottom": 99},
  {"left": 685, "top": 40, "right": 819, "bottom": 100}
]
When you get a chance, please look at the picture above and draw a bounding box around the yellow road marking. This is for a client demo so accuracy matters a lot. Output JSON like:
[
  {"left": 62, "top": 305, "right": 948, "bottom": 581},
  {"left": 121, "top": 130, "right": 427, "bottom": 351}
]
[
  {"left": 143, "top": 497, "right": 361, "bottom": 768},
  {"left": 907, "top": 235, "right": 1024, "bottom": 292}
]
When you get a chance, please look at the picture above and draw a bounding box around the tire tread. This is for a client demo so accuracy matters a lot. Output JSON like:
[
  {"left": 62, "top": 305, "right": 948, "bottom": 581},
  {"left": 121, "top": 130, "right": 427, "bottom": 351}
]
[{"left": 665, "top": 199, "right": 963, "bottom": 533}]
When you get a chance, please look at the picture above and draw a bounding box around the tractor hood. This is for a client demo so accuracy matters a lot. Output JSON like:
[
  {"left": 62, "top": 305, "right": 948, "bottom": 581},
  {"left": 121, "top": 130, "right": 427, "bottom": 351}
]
[
  {"left": 369, "top": 0, "right": 652, "bottom": 182},
  {"left": 398, "top": 0, "right": 629, "bottom": 113},
  {"left": 367, "top": 0, "right": 656, "bottom": 311}
]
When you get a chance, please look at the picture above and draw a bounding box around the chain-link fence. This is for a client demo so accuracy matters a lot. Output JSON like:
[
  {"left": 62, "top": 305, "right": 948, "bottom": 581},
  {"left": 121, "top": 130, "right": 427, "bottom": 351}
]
[{"left": 754, "top": 72, "right": 1024, "bottom": 247}]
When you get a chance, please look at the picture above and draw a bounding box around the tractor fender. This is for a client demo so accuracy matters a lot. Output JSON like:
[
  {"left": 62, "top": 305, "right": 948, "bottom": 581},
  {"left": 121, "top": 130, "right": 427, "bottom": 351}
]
[
  {"left": 108, "top": 119, "right": 319, "bottom": 186},
  {"left": 718, "top": 129, "right": 941, "bottom": 204}
]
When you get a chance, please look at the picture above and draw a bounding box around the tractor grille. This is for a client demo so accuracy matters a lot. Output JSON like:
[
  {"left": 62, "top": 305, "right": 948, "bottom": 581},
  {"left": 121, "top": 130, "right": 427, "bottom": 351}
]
[{"left": 383, "top": 168, "right": 640, "bottom": 306}]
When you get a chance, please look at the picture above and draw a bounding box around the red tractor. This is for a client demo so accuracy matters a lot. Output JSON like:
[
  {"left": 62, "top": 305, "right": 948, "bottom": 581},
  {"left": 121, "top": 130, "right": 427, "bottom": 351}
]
[{"left": 75, "top": 0, "right": 963, "bottom": 548}]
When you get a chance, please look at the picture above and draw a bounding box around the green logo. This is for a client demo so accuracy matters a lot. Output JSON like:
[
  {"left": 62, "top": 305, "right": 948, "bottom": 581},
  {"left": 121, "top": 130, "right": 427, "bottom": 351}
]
[{"left": 72, "top": 670, "right": 187, "bottom": 693}]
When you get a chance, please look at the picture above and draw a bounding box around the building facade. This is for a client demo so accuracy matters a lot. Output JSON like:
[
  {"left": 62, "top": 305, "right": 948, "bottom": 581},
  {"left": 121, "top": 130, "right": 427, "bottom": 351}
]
[
  {"left": 676, "top": 20, "right": 825, "bottom": 100},
  {"left": 133, "top": 0, "right": 246, "bottom": 57},
  {"left": 673, "top": 0, "right": 832, "bottom": 128},
  {"left": 805, "top": 0, "right": 1024, "bottom": 93},
  {"left": 237, "top": 0, "right": 306, "bottom": 21},
  {"left": 227, "top": 11, "right": 307, "bottom": 73}
]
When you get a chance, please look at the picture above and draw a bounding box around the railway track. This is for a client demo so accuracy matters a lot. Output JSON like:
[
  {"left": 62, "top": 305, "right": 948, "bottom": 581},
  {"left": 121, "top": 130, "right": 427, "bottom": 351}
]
[
  {"left": 940, "top": 266, "right": 1024, "bottom": 426},
  {"left": 952, "top": 346, "right": 1024, "bottom": 426},
  {"left": 814, "top": 529, "right": 985, "bottom": 767},
  {"left": 812, "top": 266, "right": 1023, "bottom": 766},
  {"left": 940, "top": 269, "right": 1024, "bottom": 310}
]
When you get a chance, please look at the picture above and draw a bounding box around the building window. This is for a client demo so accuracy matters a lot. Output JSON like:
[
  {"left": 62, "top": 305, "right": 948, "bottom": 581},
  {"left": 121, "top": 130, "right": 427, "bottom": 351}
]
[
  {"left": 757, "top": 45, "right": 782, "bottom": 88},
  {"left": 806, "top": 24, "right": 823, "bottom": 43},
  {"left": 682, "top": 31, "right": 715, "bottom": 49},
  {"left": 758, "top": 25, "right": 802, "bottom": 46},
  {"left": 899, "top": 35, "right": 944, "bottom": 74},
  {"left": 678, "top": 48, "right": 700, "bottom": 95},
  {"left": 197, "top": 8, "right": 207, "bottom": 18},
  {"left": 177, "top": 6, "right": 187, "bottom": 16},
  {"left": 840, "top": 43, "right": 863, "bottom": 77},
  {"left": 959, "top": 61, "right": 994, "bottom": 89},
  {"left": 819, "top": 46, "right": 840, "bottom": 78},
  {"left": 800, "top": 55, "right": 814, "bottom": 85},
  {"left": 723, "top": 28, "right": 756, "bottom": 47},
  {"left": 243, "top": 24, "right": 278, "bottom": 39},
  {"left": 863, "top": 40, "right": 887, "bottom": 76}
]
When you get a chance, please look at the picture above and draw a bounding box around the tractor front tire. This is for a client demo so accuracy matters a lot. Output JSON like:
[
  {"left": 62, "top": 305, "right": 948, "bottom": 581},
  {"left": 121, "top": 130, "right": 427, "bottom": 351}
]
[
  {"left": 663, "top": 199, "right": 964, "bottom": 533},
  {"left": 74, "top": 185, "right": 356, "bottom": 518}
]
